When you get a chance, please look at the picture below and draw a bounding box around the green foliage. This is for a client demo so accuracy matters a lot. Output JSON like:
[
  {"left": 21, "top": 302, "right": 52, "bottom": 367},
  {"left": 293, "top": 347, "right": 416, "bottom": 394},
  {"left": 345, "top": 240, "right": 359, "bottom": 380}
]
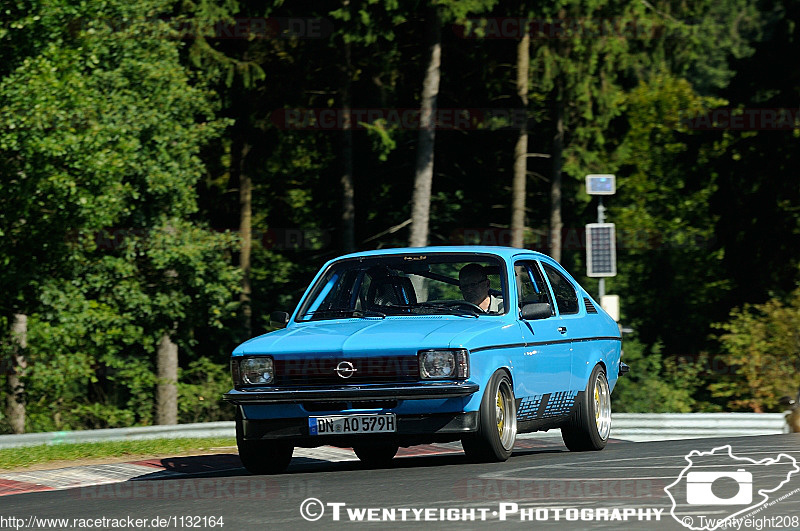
[
  {"left": 0, "top": 0, "right": 798, "bottom": 432},
  {"left": 528, "top": 0, "right": 649, "bottom": 177},
  {"left": 182, "top": 0, "right": 267, "bottom": 87},
  {"left": 329, "top": 0, "right": 405, "bottom": 45},
  {"left": 178, "top": 357, "right": 234, "bottom": 423},
  {"left": 711, "top": 287, "right": 800, "bottom": 412},
  {"left": 23, "top": 283, "right": 144, "bottom": 431},
  {"left": 361, "top": 120, "right": 398, "bottom": 161},
  {"left": 612, "top": 336, "right": 704, "bottom": 412},
  {"left": 610, "top": 72, "right": 732, "bottom": 355},
  {"left": 433, "top": 0, "right": 499, "bottom": 23},
  {"left": 0, "top": 0, "right": 240, "bottom": 433},
  {"left": 13, "top": 220, "right": 241, "bottom": 432},
  {"left": 0, "top": 0, "right": 229, "bottom": 302},
  {"left": 641, "top": 0, "right": 762, "bottom": 94}
]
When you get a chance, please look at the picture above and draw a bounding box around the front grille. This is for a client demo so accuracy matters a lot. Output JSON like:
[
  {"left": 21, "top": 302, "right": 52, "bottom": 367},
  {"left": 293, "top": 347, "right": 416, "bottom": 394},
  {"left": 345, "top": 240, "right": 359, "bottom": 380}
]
[{"left": 273, "top": 356, "right": 419, "bottom": 386}]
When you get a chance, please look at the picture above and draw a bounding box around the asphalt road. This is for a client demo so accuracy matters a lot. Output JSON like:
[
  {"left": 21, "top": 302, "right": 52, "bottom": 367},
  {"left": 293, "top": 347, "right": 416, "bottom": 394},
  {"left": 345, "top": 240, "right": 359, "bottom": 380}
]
[{"left": 4, "top": 434, "right": 800, "bottom": 530}]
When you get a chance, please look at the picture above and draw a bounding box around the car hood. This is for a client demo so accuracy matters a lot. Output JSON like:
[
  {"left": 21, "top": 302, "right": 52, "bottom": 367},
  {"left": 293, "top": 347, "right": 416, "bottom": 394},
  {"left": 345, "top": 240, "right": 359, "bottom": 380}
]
[{"left": 234, "top": 317, "right": 512, "bottom": 356}]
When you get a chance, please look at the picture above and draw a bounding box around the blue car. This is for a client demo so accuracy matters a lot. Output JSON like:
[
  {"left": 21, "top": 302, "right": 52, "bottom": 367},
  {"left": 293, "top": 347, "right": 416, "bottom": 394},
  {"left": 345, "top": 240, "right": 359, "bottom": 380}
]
[{"left": 223, "top": 246, "right": 626, "bottom": 474}]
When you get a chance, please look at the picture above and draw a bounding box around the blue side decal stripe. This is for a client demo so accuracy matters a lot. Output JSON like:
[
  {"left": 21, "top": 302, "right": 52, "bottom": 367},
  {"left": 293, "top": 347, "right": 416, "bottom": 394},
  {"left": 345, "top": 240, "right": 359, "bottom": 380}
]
[{"left": 516, "top": 390, "right": 579, "bottom": 421}]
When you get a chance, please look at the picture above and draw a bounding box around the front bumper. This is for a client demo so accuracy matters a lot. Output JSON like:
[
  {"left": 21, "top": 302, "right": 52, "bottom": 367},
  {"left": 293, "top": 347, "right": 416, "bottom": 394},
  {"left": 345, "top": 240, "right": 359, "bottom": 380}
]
[
  {"left": 223, "top": 381, "right": 479, "bottom": 404},
  {"left": 240, "top": 411, "right": 479, "bottom": 443}
]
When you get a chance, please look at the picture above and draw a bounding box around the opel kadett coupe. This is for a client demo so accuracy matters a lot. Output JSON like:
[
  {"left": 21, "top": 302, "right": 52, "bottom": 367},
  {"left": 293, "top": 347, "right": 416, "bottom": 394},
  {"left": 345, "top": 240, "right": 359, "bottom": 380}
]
[{"left": 224, "top": 246, "right": 626, "bottom": 474}]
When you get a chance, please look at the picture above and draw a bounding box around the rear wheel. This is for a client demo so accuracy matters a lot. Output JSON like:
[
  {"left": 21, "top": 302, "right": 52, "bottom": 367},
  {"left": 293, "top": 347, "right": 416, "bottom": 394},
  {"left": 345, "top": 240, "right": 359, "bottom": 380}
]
[
  {"left": 562, "top": 364, "right": 611, "bottom": 451},
  {"left": 462, "top": 370, "right": 516, "bottom": 462},
  {"left": 236, "top": 409, "right": 294, "bottom": 474},
  {"left": 352, "top": 442, "right": 399, "bottom": 466}
]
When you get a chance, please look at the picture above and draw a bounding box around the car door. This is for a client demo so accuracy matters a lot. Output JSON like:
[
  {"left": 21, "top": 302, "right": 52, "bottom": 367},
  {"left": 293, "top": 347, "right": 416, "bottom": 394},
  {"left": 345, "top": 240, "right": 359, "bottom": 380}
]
[
  {"left": 538, "top": 260, "right": 584, "bottom": 394},
  {"left": 513, "top": 260, "right": 572, "bottom": 411}
]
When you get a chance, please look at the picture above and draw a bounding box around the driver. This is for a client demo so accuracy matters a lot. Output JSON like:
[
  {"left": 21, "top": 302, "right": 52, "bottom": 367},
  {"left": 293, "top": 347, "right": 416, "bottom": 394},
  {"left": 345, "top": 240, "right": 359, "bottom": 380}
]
[{"left": 459, "top": 264, "right": 503, "bottom": 313}]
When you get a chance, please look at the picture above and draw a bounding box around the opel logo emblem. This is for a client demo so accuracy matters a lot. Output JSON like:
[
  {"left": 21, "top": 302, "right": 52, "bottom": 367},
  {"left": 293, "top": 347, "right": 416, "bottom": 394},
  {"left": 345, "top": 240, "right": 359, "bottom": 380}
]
[{"left": 335, "top": 361, "right": 357, "bottom": 379}]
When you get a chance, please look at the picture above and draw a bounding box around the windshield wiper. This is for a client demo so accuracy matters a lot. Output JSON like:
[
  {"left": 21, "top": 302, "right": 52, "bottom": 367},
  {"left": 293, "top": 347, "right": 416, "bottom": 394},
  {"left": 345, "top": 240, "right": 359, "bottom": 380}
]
[{"left": 304, "top": 308, "right": 386, "bottom": 319}]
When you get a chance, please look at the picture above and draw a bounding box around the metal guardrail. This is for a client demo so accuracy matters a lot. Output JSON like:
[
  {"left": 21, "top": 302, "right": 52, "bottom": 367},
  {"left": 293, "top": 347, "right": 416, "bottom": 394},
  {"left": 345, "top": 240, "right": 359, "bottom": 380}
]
[
  {"left": 0, "top": 414, "right": 789, "bottom": 449},
  {"left": 610, "top": 413, "right": 787, "bottom": 442},
  {"left": 0, "top": 421, "right": 235, "bottom": 449}
]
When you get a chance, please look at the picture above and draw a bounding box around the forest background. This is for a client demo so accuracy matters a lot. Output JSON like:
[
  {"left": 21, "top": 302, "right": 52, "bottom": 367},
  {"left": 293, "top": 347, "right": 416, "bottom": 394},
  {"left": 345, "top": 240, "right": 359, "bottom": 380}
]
[{"left": 1, "top": 0, "right": 799, "bottom": 433}]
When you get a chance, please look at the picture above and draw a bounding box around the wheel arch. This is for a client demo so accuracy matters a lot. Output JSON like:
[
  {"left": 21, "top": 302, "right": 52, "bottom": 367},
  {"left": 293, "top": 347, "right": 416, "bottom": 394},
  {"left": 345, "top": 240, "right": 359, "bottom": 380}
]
[
  {"left": 464, "top": 349, "right": 515, "bottom": 412},
  {"left": 574, "top": 340, "right": 620, "bottom": 392}
]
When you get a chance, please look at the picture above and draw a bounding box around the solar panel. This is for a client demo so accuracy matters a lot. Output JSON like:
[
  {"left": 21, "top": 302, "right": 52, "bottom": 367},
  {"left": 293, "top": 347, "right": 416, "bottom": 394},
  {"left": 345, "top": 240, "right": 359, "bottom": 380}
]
[{"left": 586, "top": 223, "right": 616, "bottom": 277}]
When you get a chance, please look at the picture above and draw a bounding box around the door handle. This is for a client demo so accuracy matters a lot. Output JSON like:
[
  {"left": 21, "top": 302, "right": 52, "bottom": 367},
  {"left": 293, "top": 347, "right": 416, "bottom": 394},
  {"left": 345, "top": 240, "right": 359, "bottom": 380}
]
[{"left": 557, "top": 326, "right": 567, "bottom": 334}]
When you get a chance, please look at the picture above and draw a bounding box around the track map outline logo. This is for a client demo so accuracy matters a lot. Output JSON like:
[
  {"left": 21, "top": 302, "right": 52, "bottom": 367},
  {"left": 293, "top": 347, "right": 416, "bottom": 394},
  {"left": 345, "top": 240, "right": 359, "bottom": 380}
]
[{"left": 665, "top": 445, "right": 799, "bottom": 530}]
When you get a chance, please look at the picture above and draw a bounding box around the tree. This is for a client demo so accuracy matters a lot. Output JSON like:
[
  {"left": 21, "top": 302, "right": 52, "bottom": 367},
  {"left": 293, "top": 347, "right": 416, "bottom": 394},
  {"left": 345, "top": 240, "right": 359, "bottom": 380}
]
[
  {"left": 329, "top": 0, "right": 405, "bottom": 252},
  {"left": 639, "top": 0, "right": 761, "bottom": 95},
  {"left": 510, "top": 20, "right": 530, "bottom": 248},
  {"left": 708, "top": 0, "right": 799, "bottom": 306},
  {"left": 525, "top": 0, "right": 649, "bottom": 261},
  {"left": 131, "top": 221, "right": 240, "bottom": 425},
  {"left": 238, "top": 142, "right": 254, "bottom": 337},
  {"left": 610, "top": 72, "right": 729, "bottom": 355},
  {"left": 177, "top": 0, "right": 269, "bottom": 338},
  {"left": 409, "top": 0, "right": 497, "bottom": 248},
  {"left": 409, "top": 5, "right": 443, "bottom": 248},
  {"left": 0, "top": 0, "right": 794, "bottom": 427},
  {"left": 606, "top": 0, "right": 762, "bottom": 356},
  {"left": 0, "top": 0, "right": 238, "bottom": 430},
  {"left": 3, "top": 315, "right": 27, "bottom": 433},
  {"left": 0, "top": 2, "right": 137, "bottom": 430}
]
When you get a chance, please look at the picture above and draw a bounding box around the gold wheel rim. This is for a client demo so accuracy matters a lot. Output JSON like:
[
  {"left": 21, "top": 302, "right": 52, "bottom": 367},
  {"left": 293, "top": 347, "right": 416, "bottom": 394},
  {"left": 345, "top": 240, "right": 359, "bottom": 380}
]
[
  {"left": 594, "top": 386, "right": 600, "bottom": 420},
  {"left": 593, "top": 372, "right": 612, "bottom": 440},
  {"left": 496, "top": 390, "right": 505, "bottom": 436}
]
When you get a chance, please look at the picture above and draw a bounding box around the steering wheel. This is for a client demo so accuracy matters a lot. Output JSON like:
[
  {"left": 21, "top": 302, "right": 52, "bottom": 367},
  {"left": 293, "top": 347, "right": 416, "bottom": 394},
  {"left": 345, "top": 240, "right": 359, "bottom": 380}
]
[{"left": 442, "top": 300, "right": 485, "bottom": 313}]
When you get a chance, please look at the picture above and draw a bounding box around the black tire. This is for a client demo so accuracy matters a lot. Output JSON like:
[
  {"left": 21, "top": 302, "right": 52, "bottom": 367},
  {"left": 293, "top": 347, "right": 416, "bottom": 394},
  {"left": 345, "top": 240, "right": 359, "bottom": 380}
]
[
  {"left": 562, "top": 364, "right": 611, "bottom": 452},
  {"left": 236, "top": 409, "right": 294, "bottom": 474},
  {"left": 352, "top": 442, "right": 399, "bottom": 467},
  {"left": 462, "top": 370, "right": 516, "bottom": 462}
]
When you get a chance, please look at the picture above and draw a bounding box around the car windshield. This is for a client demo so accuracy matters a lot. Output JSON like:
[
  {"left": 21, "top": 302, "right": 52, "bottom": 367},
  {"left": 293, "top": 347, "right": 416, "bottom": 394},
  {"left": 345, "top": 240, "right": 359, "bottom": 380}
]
[{"left": 296, "top": 253, "right": 507, "bottom": 321}]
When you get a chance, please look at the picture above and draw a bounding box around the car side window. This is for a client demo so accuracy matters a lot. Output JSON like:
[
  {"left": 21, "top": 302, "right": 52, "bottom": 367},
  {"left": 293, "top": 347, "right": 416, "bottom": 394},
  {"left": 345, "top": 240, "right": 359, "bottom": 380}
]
[
  {"left": 541, "top": 263, "right": 579, "bottom": 315},
  {"left": 514, "top": 262, "right": 552, "bottom": 308}
]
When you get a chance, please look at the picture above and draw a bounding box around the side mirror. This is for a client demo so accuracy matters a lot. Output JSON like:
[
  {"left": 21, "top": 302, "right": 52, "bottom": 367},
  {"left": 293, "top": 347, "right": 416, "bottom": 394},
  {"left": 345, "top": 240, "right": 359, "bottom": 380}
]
[
  {"left": 269, "top": 311, "right": 290, "bottom": 328},
  {"left": 520, "top": 303, "right": 552, "bottom": 320}
]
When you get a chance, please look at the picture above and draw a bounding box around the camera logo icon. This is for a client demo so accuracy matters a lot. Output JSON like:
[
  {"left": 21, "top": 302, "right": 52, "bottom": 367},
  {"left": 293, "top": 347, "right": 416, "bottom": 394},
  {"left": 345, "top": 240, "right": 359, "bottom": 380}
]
[{"left": 686, "top": 469, "right": 753, "bottom": 505}]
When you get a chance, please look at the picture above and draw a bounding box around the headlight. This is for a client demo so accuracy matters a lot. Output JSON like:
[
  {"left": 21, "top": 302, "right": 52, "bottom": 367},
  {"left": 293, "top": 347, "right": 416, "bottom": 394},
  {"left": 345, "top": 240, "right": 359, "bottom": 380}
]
[
  {"left": 419, "top": 349, "right": 469, "bottom": 380},
  {"left": 233, "top": 357, "right": 274, "bottom": 385}
]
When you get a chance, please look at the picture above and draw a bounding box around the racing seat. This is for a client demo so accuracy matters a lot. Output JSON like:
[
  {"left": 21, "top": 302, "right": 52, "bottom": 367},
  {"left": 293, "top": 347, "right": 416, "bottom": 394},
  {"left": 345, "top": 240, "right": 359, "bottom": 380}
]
[{"left": 367, "top": 275, "right": 417, "bottom": 309}]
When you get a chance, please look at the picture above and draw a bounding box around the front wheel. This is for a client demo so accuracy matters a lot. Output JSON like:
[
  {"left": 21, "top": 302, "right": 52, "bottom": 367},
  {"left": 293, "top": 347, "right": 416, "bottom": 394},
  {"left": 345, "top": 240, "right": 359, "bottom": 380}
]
[
  {"left": 562, "top": 364, "right": 611, "bottom": 451},
  {"left": 462, "top": 370, "right": 516, "bottom": 462},
  {"left": 236, "top": 409, "right": 294, "bottom": 474}
]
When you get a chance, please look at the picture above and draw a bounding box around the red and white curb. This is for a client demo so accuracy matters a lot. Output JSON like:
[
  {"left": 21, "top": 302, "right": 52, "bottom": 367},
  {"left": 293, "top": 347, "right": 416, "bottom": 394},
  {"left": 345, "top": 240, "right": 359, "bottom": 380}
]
[
  {"left": 0, "top": 461, "right": 183, "bottom": 496},
  {"left": 0, "top": 434, "right": 614, "bottom": 497}
]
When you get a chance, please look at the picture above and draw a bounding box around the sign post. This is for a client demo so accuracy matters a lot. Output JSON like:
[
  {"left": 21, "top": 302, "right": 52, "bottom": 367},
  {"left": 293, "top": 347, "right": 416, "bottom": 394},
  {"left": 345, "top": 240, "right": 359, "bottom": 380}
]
[{"left": 585, "top": 175, "right": 617, "bottom": 300}]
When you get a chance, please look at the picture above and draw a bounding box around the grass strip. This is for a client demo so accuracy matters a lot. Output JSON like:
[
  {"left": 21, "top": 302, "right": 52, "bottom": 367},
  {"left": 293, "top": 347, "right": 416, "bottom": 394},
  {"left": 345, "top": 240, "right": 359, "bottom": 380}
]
[{"left": 0, "top": 437, "right": 236, "bottom": 470}]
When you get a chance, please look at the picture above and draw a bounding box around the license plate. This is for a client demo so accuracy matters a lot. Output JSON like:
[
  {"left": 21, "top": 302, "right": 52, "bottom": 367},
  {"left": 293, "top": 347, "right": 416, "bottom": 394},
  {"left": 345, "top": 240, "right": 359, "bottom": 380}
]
[{"left": 308, "top": 414, "right": 396, "bottom": 435}]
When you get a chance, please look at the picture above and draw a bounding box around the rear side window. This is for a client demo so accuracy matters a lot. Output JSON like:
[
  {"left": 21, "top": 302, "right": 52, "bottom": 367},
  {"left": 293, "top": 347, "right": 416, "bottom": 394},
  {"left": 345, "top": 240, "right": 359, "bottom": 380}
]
[{"left": 541, "top": 263, "right": 579, "bottom": 315}]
